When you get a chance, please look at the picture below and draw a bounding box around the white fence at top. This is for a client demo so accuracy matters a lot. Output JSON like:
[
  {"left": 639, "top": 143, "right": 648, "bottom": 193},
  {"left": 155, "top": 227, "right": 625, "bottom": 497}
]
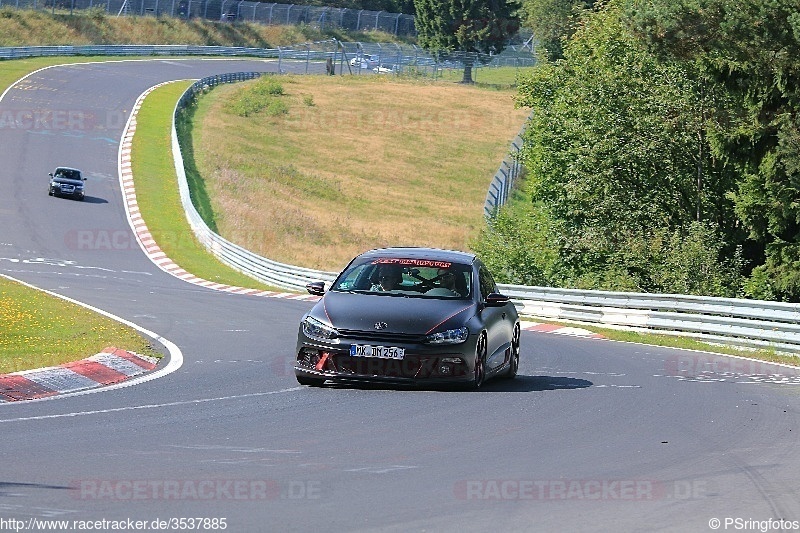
[{"left": 169, "top": 74, "right": 800, "bottom": 355}]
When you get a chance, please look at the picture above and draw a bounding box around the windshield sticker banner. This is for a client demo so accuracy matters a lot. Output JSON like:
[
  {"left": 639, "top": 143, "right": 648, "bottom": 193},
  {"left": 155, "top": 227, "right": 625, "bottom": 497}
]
[{"left": 372, "top": 258, "right": 451, "bottom": 268}]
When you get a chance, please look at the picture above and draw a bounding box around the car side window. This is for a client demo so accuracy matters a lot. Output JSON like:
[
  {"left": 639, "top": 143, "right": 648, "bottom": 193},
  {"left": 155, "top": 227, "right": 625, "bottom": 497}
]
[{"left": 477, "top": 265, "right": 497, "bottom": 301}]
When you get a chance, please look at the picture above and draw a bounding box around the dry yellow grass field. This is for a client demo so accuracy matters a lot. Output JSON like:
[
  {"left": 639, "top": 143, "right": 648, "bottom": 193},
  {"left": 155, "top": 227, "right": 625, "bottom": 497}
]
[{"left": 191, "top": 74, "right": 530, "bottom": 271}]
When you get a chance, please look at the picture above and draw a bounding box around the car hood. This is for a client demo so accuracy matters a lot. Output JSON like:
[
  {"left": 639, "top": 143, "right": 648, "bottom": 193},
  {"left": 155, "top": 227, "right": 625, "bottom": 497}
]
[
  {"left": 316, "top": 291, "right": 475, "bottom": 336},
  {"left": 51, "top": 177, "right": 83, "bottom": 186}
]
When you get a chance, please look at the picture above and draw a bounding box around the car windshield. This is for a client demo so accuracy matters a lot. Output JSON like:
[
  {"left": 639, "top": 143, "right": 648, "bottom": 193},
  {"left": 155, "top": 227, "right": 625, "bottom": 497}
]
[
  {"left": 55, "top": 169, "right": 81, "bottom": 180},
  {"left": 331, "top": 258, "right": 471, "bottom": 299}
]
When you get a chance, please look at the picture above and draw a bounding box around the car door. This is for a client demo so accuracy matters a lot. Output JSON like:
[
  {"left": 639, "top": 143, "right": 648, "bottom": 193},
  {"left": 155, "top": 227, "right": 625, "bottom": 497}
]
[{"left": 476, "top": 262, "right": 513, "bottom": 372}]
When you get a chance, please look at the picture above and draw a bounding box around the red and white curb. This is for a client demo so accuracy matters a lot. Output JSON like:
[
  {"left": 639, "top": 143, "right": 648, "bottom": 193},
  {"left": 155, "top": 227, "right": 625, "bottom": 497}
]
[
  {"left": 0, "top": 347, "right": 159, "bottom": 402},
  {"left": 521, "top": 321, "right": 605, "bottom": 340},
  {"left": 118, "top": 83, "right": 318, "bottom": 304}
]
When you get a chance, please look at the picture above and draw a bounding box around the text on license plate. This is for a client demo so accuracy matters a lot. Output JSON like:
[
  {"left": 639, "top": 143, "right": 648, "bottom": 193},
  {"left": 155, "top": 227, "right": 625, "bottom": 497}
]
[{"left": 350, "top": 344, "right": 405, "bottom": 359}]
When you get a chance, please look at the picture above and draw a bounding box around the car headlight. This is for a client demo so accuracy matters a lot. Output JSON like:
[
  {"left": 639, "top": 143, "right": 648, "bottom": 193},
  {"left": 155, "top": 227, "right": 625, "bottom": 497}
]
[
  {"left": 425, "top": 326, "right": 469, "bottom": 345},
  {"left": 302, "top": 316, "right": 339, "bottom": 343}
]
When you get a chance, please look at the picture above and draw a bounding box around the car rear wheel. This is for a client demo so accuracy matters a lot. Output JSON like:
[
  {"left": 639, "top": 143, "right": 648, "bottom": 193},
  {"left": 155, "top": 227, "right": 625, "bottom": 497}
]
[{"left": 469, "top": 333, "right": 487, "bottom": 389}]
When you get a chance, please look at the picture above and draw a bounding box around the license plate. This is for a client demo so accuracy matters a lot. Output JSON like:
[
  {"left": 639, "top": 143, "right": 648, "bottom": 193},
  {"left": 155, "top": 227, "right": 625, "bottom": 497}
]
[{"left": 350, "top": 344, "right": 405, "bottom": 360}]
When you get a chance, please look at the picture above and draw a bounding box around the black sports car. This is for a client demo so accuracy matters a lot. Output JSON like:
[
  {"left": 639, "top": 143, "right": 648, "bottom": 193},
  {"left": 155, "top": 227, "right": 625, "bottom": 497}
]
[{"left": 295, "top": 247, "right": 520, "bottom": 388}]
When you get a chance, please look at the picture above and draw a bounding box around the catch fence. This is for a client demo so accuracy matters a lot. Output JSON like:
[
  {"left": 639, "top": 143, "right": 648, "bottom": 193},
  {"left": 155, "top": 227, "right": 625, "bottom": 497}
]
[{"left": 0, "top": 0, "right": 417, "bottom": 36}]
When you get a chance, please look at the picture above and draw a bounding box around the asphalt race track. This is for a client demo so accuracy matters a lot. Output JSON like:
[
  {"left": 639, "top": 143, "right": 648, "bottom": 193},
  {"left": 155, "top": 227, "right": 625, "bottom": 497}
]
[{"left": 2, "top": 59, "right": 800, "bottom": 533}]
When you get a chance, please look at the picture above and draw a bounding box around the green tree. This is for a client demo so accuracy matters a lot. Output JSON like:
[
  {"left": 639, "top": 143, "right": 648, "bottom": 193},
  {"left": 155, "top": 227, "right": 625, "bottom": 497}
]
[
  {"left": 625, "top": 0, "right": 800, "bottom": 300},
  {"left": 413, "top": 0, "right": 521, "bottom": 82},
  {"left": 519, "top": 0, "right": 595, "bottom": 60},
  {"left": 480, "top": 0, "right": 745, "bottom": 294}
]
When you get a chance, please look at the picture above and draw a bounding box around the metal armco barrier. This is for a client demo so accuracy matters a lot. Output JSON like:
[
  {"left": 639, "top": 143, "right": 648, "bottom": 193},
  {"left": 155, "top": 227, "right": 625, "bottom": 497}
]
[
  {"left": 484, "top": 114, "right": 530, "bottom": 218},
  {"left": 0, "top": 44, "right": 291, "bottom": 60},
  {"left": 169, "top": 74, "right": 800, "bottom": 355},
  {"left": 172, "top": 73, "right": 337, "bottom": 291},
  {"left": 501, "top": 285, "right": 800, "bottom": 354}
]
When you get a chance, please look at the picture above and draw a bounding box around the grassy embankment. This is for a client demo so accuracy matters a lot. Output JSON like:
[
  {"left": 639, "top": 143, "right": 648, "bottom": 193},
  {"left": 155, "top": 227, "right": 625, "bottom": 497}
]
[
  {"left": 189, "top": 73, "right": 529, "bottom": 271},
  {"left": 0, "top": 6, "right": 388, "bottom": 47}
]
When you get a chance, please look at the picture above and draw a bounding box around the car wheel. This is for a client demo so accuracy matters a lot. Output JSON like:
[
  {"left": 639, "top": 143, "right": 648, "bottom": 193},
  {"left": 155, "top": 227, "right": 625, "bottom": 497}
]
[
  {"left": 469, "top": 333, "right": 487, "bottom": 389},
  {"left": 48, "top": 188, "right": 53, "bottom": 196},
  {"left": 296, "top": 375, "right": 325, "bottom": 387},
  {"left": 502, "top": 323, "right": 520, "bottom": 379}
]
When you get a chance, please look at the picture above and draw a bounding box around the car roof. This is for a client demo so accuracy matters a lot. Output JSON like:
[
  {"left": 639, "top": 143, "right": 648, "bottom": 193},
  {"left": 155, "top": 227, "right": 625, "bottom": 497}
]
[
  {"left": 54, "top": 166, "right": 82, "bottom": 173},
  {"left": 356, "top": 247, "right": 476, "bottom": 264}
]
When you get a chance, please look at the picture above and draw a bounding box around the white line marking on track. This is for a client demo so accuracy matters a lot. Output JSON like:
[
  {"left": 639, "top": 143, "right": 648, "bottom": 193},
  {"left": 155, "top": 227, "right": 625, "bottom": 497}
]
[{"left": 0, "top": 387, "right": 302, "bottom": 423}]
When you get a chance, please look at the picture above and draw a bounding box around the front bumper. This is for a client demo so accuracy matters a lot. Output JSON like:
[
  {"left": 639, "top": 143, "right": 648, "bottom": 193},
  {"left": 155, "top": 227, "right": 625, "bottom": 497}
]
[
  {"left": 294, "top": 340, "right": 476, "bottom": 385},
  {"left": 51, "top": 185, "right": 84, "bottom": 198}
]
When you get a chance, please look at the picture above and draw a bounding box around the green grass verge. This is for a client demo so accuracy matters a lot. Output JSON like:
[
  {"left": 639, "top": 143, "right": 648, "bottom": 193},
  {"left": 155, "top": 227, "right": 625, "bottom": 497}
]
[
  {"left": 0, "top": 276, "right": 159, "bottom": 374},
  {"left": 131, "top": 80, "right": 279, "bottom": 291}
]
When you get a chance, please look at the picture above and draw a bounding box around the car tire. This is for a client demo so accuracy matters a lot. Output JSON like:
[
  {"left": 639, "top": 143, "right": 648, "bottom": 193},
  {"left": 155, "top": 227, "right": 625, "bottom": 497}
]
[
  {"left": 296, "top": 375, "right": 325, "bottom": 387},
  {"left": 469, "top": 333, "right": 487, "bottom": 389},
  {"left": 48, "top": 188, "right": 53, "bottom": 196},
  {"left": 501, "top": 323, "right": 520, "bottom": 379}
]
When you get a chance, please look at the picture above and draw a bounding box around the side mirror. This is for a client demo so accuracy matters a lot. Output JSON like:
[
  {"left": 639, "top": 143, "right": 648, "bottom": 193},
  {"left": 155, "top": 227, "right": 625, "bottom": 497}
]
[
  {"left": 484, "top": 292, "right": 510, "bottom": 307},
  {"left": 306, "top": 281, "right": 325, "bottom": 296},
  {"left": 48, "top": 173, "right": 53, "bottom": 177}
]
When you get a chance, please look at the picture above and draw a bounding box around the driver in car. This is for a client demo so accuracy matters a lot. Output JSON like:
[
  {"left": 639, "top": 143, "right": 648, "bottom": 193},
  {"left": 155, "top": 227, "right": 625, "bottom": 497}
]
[{"left": 371, "top": 265, "right": 403, "bottom": 292}]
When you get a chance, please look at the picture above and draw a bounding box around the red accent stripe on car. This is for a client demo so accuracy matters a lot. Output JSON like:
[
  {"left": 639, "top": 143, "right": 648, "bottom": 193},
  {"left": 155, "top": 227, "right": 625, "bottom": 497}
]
[{"left": 425, "top": 304, "right": 475, "bottom": 335}]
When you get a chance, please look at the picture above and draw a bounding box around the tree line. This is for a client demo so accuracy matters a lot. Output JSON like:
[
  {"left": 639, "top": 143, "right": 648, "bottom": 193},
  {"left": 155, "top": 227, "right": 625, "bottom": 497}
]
[{"left": 472, "top": 0, "right": 800, "bottom": 302}]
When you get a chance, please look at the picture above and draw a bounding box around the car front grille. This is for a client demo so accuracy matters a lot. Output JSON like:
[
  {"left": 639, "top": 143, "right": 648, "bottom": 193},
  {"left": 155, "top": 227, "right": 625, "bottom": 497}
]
[{"left": 336, "top": 329, "right": 425, "bottom": 344}]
